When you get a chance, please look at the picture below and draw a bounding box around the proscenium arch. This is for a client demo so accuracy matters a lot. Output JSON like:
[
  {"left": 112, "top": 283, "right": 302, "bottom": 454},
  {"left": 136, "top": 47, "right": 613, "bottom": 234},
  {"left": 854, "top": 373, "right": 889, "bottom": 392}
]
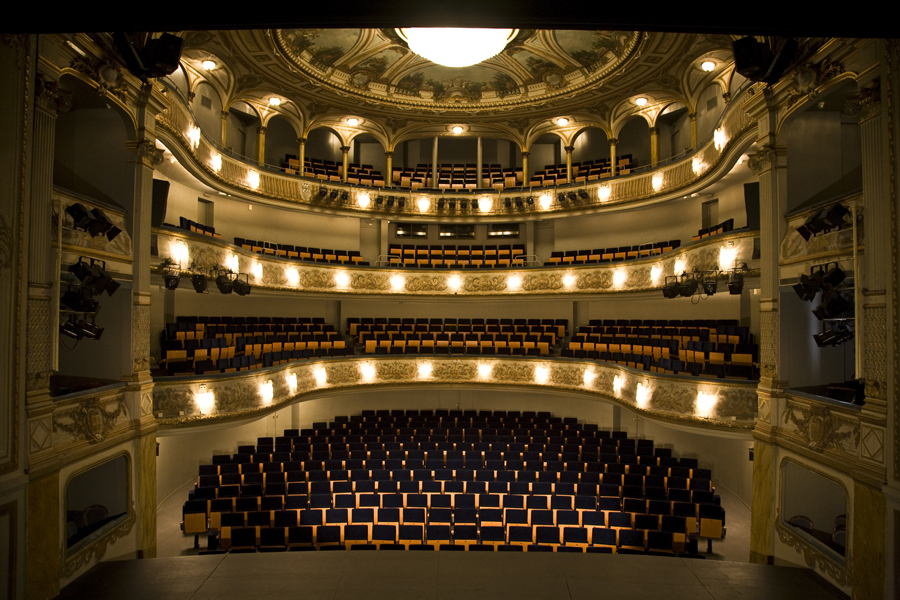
[
  {"left": 775, "top": 73, "right": 862, "bottom": 139},
  {"left": 57, "top": 71, "right": 138, "bottom": 140}
]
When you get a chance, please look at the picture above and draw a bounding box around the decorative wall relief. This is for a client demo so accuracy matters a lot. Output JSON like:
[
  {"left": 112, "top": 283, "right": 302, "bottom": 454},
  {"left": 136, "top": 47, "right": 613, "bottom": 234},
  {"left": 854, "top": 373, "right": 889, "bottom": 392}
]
[
  {"left": 522, "top": 273, "right": 563, "bottom": 292},
  {"left": 491, "top": 362, "right": 534, "bottom": 383},
  {"left": 650, "top": 384, "right": 695, "bottom": 414},
  {"left": 716, "top": 388, "right": 759, "bottom": 420},
  {"left": 432, "top": 361, "right": 476, "bottom": 381},
  {"left": 463, "top": 275, "right": 507, "bottom": 293},
  {"left": 776, "top": 522, "right": 850, "bottom": 587},
  {"left": 405, "top": 275, "right": 448, "bottom": 292},
  {"left": 350, "top": 272, "right": 390, "bottom": 290},
  {"left": 29, "top": 416, "right": 52, "bottom": 453},
  {"left": 0, "top": 211, "right": 12, "bottom": 272},
  {"left": 376, "top": 361, "right": 416, "bottom": 380},
  {"left": 782, "top": 403, "right": 860, "bottom": 453},
  {"left": 26, "top": 296, "right": 52, "bottom": 390},
  {"left": 61, "top": 513, "right": 135, "bottom": 578},
  {"left": 859, "top": 425, "right": 884, "bottom": 462},
  {"left": 210, "top": 381, "right": 258, "bottom": 413},
  {"left": 550, "top": 365, "right": 583, "bottom": 388},
  {"left": 759, "top": 311, "right": 779, "bottom": 379},
  {"left": 52, "top": 396, "right": 128, "bottom": 444},
  {"left": 132, "top": 304, "right": 151, "bottom": 373},
  {"left": 863, "top": 305, "right": 886, "bottom": 399},
  {"left": 153, "top": 387, "right": 195, "bottom": 418},
  {"left": 323, "top": 363, "right": 359, "bottom": 386},
  {"left": 298, "top": 269, "right": 336, "bottom": 289},
  {"left": 576, "top": 270, "right": 612, "bottom": 290}
]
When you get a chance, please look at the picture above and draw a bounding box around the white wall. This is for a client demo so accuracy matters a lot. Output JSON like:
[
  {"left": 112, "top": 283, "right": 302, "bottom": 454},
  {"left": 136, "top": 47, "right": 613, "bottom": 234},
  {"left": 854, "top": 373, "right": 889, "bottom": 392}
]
[{"left": 580, "top": 292, "right": 742, "bottom": 327}]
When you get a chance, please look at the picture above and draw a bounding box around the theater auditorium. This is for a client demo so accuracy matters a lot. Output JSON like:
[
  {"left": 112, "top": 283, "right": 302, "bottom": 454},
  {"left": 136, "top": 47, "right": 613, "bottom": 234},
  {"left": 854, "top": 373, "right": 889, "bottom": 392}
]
[{"left": 0, "top": 13, "right": 896, "bottom": 600}]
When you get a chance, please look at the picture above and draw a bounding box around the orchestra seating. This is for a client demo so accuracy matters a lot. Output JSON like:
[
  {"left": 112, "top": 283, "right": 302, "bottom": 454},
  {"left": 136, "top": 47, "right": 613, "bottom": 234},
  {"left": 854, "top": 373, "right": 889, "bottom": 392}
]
[
  {"left": 387, "top": 244, "right": 527, "bottom": 268},
  {"left": 349, "top": 317, "right": 567, "bottom": 356},
  {"left": 233, "top": 238, "right": 367, "bottom": 265},
  {"left": 159, "top": 316, "right": 349, "bottom": 376},
  {"left": 562, "top": 319, "right": 759, "bottom": 380},
  {"left": 182, "top": 409, "right": 724, "bottom": 554},
  {"left": 546, "top": 239, "right": 681, "bottom": 265}
]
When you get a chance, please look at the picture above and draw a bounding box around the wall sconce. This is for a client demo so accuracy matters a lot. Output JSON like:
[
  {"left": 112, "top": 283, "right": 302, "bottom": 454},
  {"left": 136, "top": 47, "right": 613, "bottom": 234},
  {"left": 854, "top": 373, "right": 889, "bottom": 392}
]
[
  {"left": 696, "top": 391, "right": 718, "bottom": 418},
  {"left": 360, "top": 363, "right": 376, "bottom": 382},
  {"left": 170, "top": 239, "right": 189, "bottom": 268},
  {"left": 252, "top": 261, "right": 263, "bottom": 280},
  {"left": 248, "top": 170, "right": 260, "bottom": 189},
  {"left": 651, "top": 264, "right": 662, "bottom": 285},
  {"left": 651, "top": 172, "right": 664, "bottom": 192},
  {"left": 260, "top": 380, "right": 274, "bottom": 404},
  {"left": 613, "top": 375, "right": 624, "bottom": 396},
  {"left": 539, "top": 193, "right": 553, "bottom": 210},
  {"left": 636, "top": 382, "right": 651, "bottom": 409},
  {"left": 719, "top": 245, "right": 737, "bottom": 271},
  {"left": 335, "top": 271, "right": 350, "bottom": 287},
  {"left": 613, "top": 269, "right": 626, "bottom": 288},
  {"left": 357, "top": 192, "right": 371, "bottom": 209},
  {"left": 507, "top": 275, "right": 521, "bottom": 290},
  {"left": 583, "top": 368, "right": 596, "bottom": 387},
  {"left": 448, "top": 274, "right": 462, "bottom": 291},
  {"left": 314, "top": 367, "right": 327, "bottom": 387},
  {"left": 211, "top": 153, "right": 222, "bottom": 173},
  {"left": 714, "top": 128, "right": 726, "bottom": 151},
  {"left": 188, "top": 125, "right": 201, "bottom": 149},
  {"left": 479, "top": 197, "right": 493, "bottom": 213},
  {"left": 418, "top": 362, "right": 433, "bottom": 378},
  {"left": 564, "top": 274, "right": 575, "bottom": 288},
  {"left": 597, "top": 184, "right": 611, "bottom": 202},
  {"left": 674, "top": 257, "right": 686, "bottom": 276},
  {"left": 534, "top": 366, "right": 549, "bottom": 385},
  {"left": 285, "top": 267, "right": 300, "bottom": 286},
  {"left": 692, "top": 157, "right": 707, "bottom": 176},
  {"left": 478, "top": 363, "right": 493, "bottom": 379},
  {"left": 390, "top": 274, "right": 405, "bottom": 291},
  {"left": 225, "top": 252, "right": 239, "bottom": 273},
  {"left": 417, "top": 197, "right": 430, "bottom": 212},
  {"left": 286, "top": 372, "right": 297, "bottom": 395},
  {"left": 195, "top": 385, "right": 214, "bottom": 414}
]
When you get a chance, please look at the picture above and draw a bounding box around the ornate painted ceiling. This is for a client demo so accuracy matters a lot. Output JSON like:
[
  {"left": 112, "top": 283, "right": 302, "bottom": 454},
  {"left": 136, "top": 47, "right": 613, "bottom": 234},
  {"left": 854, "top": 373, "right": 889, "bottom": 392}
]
[{"left": 179, "top": 29, "right": 738, "bottom": 130}]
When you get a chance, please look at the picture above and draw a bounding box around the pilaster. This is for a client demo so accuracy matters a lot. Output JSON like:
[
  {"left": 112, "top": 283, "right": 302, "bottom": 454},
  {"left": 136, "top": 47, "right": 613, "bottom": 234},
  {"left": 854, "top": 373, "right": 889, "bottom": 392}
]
[
  {"left": 749, "top": 438, "right": 776, "bottom": 564},
  {"left": 26, "top": 473, "right": 60, "bottom": 600}
]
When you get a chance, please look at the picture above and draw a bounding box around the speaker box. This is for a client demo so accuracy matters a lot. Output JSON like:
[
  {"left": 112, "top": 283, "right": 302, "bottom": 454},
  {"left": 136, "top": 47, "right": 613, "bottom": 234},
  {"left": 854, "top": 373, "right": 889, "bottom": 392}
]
[
  {"left": 732, "top": 37, "right": 772, "bottom": 82},
  {"left": 151, "top": 179, "right": 169, "bottom": 228}
]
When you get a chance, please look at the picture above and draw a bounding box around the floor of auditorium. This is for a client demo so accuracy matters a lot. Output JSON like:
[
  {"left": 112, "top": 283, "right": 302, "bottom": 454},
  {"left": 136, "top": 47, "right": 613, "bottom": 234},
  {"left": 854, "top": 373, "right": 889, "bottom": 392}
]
[{"left": 55, "top": 480, "right": 848, "bottom": 599}]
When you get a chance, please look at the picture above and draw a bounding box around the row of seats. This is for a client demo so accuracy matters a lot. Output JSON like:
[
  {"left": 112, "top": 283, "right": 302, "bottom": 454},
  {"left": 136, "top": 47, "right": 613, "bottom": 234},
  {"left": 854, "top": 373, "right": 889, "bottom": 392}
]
[
  {"left": 529, "top": 156, "right": 635, "bottom": 187},
  {"left": 348, "top": 317, "right": 567, "bottom": 337},
  {"left": 579, "top": 320, "right": 752, "bottom": 345},
  {"left": 233, "top": 238, "right": 366, "bottom": 264},
  {"left": 177, "top": 216, "right": 221, "bottom": 239},
  {"left": 691, "top": 218, "right": 735, "bottom": 241},
  {"left": 546, "top": 240, "right": 681, "bottom": 265},
  {"left": 559, "top": 349, "right": 758, "bottom": 380}
]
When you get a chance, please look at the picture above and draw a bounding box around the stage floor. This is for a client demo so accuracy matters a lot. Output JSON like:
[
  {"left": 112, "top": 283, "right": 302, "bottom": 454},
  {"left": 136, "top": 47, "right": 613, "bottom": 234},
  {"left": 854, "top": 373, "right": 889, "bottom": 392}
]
[{"left": 57, "top": 550, "right": 847, "bottom": 600}]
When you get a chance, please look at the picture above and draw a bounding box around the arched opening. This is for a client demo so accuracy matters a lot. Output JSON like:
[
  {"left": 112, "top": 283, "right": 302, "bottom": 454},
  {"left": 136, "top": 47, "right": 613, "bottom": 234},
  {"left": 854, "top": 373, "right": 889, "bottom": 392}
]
[
  {"left": 529, "top": 133, "right": 564, "bottom": 182},
  {"left": 263, "top": 114, "right": 299, "bottom": 171},
  {"left": 349, "top": 133, "right": 387, "bottom": 185},
  {"left": 306, "top": 126, "right": 344, "bottom": 164},
  {"left": 572, "top": 126, "right": 609, "bottom": 165},
  {"left": 191, "top": 81, "right": 222, "bottom": 146},
  {"left": 225, "top": 100, "right": 261, "bottom": 162},
  {"left": 695, "top": 82, "right": 726, "bottom": 144},
  {"left": 655, "top": 101, "right": 690, "bottom": 162},
  {"left": 616, "top": 116, "right": 651, "bottom": 173}
]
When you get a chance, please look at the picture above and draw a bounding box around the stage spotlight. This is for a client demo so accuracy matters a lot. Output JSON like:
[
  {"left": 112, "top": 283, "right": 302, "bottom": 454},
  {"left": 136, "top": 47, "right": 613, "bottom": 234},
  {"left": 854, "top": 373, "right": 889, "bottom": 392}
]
[
  {"left": 340, "top": 191, "right": 349, "bottom": 201},
  {"left": 397, "top": 198, "right": 405, "bottom": 209},
  {"left": 87, "top": 208, "right": 117, "bottom": 239},
  {"left": 318, "top": 187, "right": 328, "bottom": 198},
  {"left": 65, "top": 203, "right": 93, "bottom": 229},
  {"left": 504, "top": 198, "right": 512, "bottom": 208},
  {"left": 557, "top": 193, "right": 566, "bottom": 204},
  {"left": 233, "top": 275, "right": 252, "bottom": 296},
  {"left": 386, "top": 197, "right": 395, "bottom": 208},
  {"left": 820, "top": 203, "right": 850, "bottom": 229},
  {"left": 821, "top": 266, "right": 846, "bottom": 288},
  {"left": 662, "top": 277, "right": 680, "bottom": 299},
  {"left": 164, "top": 274, "right": 180, "bottom": 290},
  {"left": 375, "top": 196, "right": 385, "bottom": 205},
  {"left": 61, "top": 289, "right": 99, "bottom": 313},
  {"left": 679, "top": 276, "right": 698, "bottom": 297},
  {"left": 813, "top": 291, "right": 852, "bottom": 320},
  {"left": 215, "top": 272, "right": 234, "bottom": 294},
  {"left": 329, "top": 190, "right": 339, "bottom": 200},
  {"left": 471, "top": 199, "right": 479, "bottom": 210},
  {"left": 460, "top": 199, "right": 468, "bottom": 209},
  {"left": 60, "top": 316, "right": 82, "bottom": 340},
  {"left": 68, "top": 259, "right": 92, "bottom": 281},
  {"left": 525, "top": 196, "right": 534, "bottom": 206},
  {"left": 438, "top": 198, "right": 445, "bottom": 210},
  {"left": 702, "top": 276, "right": 718, "bottom": 296},
  {"left": 728, "top": 271, "right": 744, "bottom": 295},
  {"left": 448, "top": 199, "right": 456, "bottom": 209},
  {"left": 76, "top": 319, "right": 104, "bottom": 340},
  {"left": 578, "top": 189, "right": 589, "bottom": 200},
  {"left": 792, "top": 273, "right": 820, "bottom": 302},
  {"left": 514, "top": 197, "right": 524, "bottom": 209},
  {"left": 84, "top": 263, "right": 119, "bottom": 296},
  {"left": 191, "top": 274, "right": 208, "bottom": 293},
  {"left": 813, "top": 326, "right": 839, "bottom": 347}
]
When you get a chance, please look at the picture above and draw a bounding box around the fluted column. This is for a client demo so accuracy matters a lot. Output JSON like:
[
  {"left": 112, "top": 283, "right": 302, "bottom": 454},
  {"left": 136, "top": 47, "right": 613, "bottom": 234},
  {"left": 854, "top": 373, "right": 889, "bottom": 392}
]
[
  {"left": 608, "top": 138, "right": 618, "bottom": 177},
  {"left": 689, "top": 112, "right": 697, "bottom": 147},
  {"left": 297, "top": 137, "right": 306, "bottom": 176},
  {"left": 340, "top": 146, "right": 350, "bottom": 183},
  {"left": 257, "top": 125, "right": 266, "bottom": 166},
  {"left": 26, "top": 74, "right": 67, "bottom": 400},
  {"left": 649, "top": 126, "right": 659, "bottom": 167},
  {"left": 564, "top": 146, "right": 573, "bottom": 183}
]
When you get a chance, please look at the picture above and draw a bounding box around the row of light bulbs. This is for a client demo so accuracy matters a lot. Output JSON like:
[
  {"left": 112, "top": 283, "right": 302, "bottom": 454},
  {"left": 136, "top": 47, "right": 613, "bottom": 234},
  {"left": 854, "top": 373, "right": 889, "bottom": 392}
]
[{"left": 192, "top": 363, "right": 719, "bottom": 418}]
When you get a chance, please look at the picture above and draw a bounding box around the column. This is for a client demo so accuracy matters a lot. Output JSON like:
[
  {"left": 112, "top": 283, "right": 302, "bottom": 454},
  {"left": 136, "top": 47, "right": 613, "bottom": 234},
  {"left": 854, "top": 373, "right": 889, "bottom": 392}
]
[
  {"left": 340, "top": 145, "right": 350, "bottom": 183},
  {"left": 564, "top": 146, "right": 573, "bottom": 183},
  {"left": 384, "top": 151, "right": 393, "bottom": 183},
  {"left": 220, "top": 110, "right": 228, "bottom": 148},
  {"left": 476, "top": 137, "right": 482, "bottom": 187},
  {"left": 689, "top": 112, "right": 698, "bottom": 147},
  {"left": 649, "top": 127, "right": 659, "bottom": 167},
  {"left": 608, "top": 138, "right": 618, "bottom": 177},
  {"left": 432, "top": 136, "right": 439, "bottom": 184},
  {"left": 521, "top": 150, "right": 529, "bottom": 187},
  {"left": 257, "top": 125, "right": 266, "bottom": 166},
  {"left": 26, "top": 74, "right": 67, "bottom": 403},
  {"left": 297, "top": 137, "right": 306, "bottom": 176}
]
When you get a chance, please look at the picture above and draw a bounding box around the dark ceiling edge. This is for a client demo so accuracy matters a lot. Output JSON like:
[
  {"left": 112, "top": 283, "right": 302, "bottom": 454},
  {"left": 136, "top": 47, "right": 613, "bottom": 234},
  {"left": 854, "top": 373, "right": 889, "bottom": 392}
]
[{"left": 12, "top": 6, "right": 897, "bottom": 38}]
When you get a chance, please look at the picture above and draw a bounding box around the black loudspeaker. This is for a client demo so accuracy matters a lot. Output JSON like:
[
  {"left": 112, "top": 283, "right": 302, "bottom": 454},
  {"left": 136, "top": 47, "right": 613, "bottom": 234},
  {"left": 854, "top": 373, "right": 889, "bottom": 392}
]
[
  {"left": 733, "top": 37, "right": 772, "bottom": 82},
  {"left": 151, "top": 180, "right": 169, "bottom": 228},
  {"left": 743, "top": 182, "right": 760, "bottom": 230},
  {"left": 142, "top": 33, "right": 184, "bottom": 78}
]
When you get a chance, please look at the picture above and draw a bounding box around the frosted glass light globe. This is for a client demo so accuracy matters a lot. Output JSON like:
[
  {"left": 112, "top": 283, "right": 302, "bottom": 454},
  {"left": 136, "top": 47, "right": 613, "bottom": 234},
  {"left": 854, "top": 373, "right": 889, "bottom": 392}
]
[{"left": 398, "top": 28, "right": 517, "bottom": 68}]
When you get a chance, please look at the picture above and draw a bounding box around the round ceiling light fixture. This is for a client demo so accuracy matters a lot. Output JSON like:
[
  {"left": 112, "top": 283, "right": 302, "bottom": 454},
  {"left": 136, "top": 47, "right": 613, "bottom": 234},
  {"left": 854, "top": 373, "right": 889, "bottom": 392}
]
[
  {"left": 556, "top": 117, "right": 569, "bottom": 127},
  {"left": 201, "top": 60, "right": 216, "bottom": 71},
  {"left": 635, "top": 97, "right": 648, "bottom": 107},
  {"left": 347, "top": 117, "right": 360, "bottom": 126},
  {"left": 397, "top": 28, "right": 518, "bottom": 68},
  {"left": 701, "top": 60, "right": 716, "bottom": 72},
  {"left": 452, "top": 125, "right": 464, "bottom": 135},
  {"left": 268, "top": 97, "right": 281, "bottom": 106}
]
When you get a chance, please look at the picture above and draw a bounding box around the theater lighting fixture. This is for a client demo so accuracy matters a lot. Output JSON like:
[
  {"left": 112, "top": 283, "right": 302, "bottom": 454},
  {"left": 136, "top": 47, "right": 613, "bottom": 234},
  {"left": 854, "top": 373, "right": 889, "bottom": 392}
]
[
  {"left": 814, "top": 323, "right": 854, "bottom": 347},
  {"left": 188, "top": 125, "right": 201, "bottom": 149},
  {"left": 478, "top": 363, "right": 493, "bottom": 379},
  {"left": 360, "top": 363, "right": 376, "bottom": 382},
  {"left": 613, "top": 269, "right": 626, "bottom": 288},
  {"left": 539, "top": 193, "right": 552, "bottom": 210},
  {"left": 347, "top": 117, "right": 359, "bottom": 126},
  {"left": 583, "top": 368, "right": 596, "bottom": 387},
  {"left": 636, "top": 382, "right": 651, "bottom": 408},
  {"left": 211, "top": 153, "right": 222, "bottom": 172},
  {"left": 507, "top": 274, "right": 521, "bottom": 290},
  {"left": 701, "top": 60, "right": 716, "bottom": 72},
  {"left": 357, "top": 192, "right": 371, "bottom": 209},
  {"left": 340, "top": 191, "right": 349, "bottom": 202},
  {"left": 613, "top": 375, "right": 624, "bottom": 396},
  {"left": 397, "top": 28, "right": 517, "bottom": 68},
  {"left": 418, "top": 362, "right": 433, "bottom": 378},
  {"left": 680, "top": 276, "right": 699, "bottom": 297},
  {"left": 89, "top": 208, "right": 122, "bottom": 241},
  {"left": 195, "top": 389, "right": 215, "bottom": 414},
  {"left": 215, "top": 271, "right": 234, "bottom": 294},
  {"left": 233, "top": 273, "right": 252, "bottom": 296},
  {"left": 534, "top": 366, "right": 549, "bottom": 385},
  {"left": 479, "top": 197, "right": 492, "bottom": 213},
  {"left": 417, "top": 197, "right": 430, "bottom": 212},
  {"left": 268, "top": 97, "right": 281, "bottom": 106},
  {"left": 703, "top": 275, "right": 718, "bottom": 296},
  {"left": 792, "top": 271, "right": 823, "bottom": 302},
  {"left": 61, "top": 287, "right": 98, "bottom": 313},
  {"left": 59, "top": 315, "right": 81, "bottom": 340},
  {"left": 76, "top": 319, "right": 104, "bottom": 343},
  {"left": 556, "top": 117, "right": 569, "bottom": 126},
  {"left": 260, "top": 380, "right": 274, "bottom": 404},
  {"left": 201, "top": 60, "right": 216, "bottom": 70},
  {"left": 564, "top": 273, "right": 575, "bottom": 288},
  {"left": 813, "top": 291, "right": 853, "bottom": 320},
  {"left": 65, "top": 203, "right": 93, "bottom": 230},
  {"left": 696, "top": 391, "right": 717, "bottom": 418},
  {"left": 448, "top": 274, "right": 462, "bottom": 291},
  {"left": 251, "top": 261, "right": 263, "bottom": 280},
  {"left": 189, "top": 273, "right": 207, "bottom": 294},
  {"left": 452, "top": 126, "right": 464, "bottom": 134},
  {"left": 286, "top": 372, "right": 298, "bottom": 395},
  {"left": 164, "top": 274, "right": 180, "bottom": 290},
  {"left": 335, "top": 272, "right": 350, "bottom": 287},
  {"left": 662, "top": 276, "right": 681, "bottom": 299},
  {"left": 597, "top": 184, "right": 611, "bottom": 202},
  {"left": 248, "top": 170, "right": 260, "bottom": 189},
  {"left": 727, "top": 270, "right": 744, "bottom": 295},
  {"left": 314, "top": 367, "right": 327, "bottom": 387},
  {"left": 390, "top": 274, "right": 405, "bottom": 291},
  {"left": 318, "top": 187, "right": 328, "bottom": 198},
  {"left": 285, "top": 267, "right": 299, "bottom": 286},
  {"left": 714, "top": 128, "right": 726, "bottom": 151},
  {"left": 651, "top": 171, "right": 664, "bottom": 192},
  {"left": 635, "top": 97, "right": 647, "bottom": 106}
]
